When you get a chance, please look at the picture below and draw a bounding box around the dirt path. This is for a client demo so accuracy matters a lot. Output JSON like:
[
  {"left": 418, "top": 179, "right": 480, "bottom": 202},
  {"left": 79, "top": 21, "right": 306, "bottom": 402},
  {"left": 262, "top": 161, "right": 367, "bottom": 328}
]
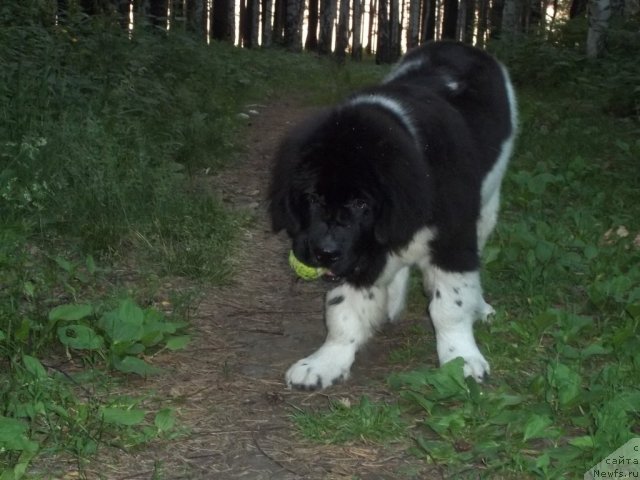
[{"left": 88, "top": 101, "right": 435, "bottom": 479}]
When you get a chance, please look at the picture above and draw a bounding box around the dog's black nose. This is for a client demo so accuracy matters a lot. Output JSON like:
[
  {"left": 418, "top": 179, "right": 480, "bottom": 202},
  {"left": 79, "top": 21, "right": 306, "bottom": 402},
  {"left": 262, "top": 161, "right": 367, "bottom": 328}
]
[{"left": 314, "top": 247, "right": 340, "bottom": 265}]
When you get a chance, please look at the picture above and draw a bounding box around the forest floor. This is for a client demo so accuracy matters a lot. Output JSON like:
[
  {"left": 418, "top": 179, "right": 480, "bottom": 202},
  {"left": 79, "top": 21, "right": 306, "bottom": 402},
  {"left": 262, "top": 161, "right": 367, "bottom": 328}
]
[{"left": 69, "top": 100, "right": 436, "bottom": 479}]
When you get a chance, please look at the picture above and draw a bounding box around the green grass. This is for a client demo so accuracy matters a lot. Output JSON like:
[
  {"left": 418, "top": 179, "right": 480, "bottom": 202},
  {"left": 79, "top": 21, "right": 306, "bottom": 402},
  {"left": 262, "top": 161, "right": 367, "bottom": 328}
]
[
  {"left": 0, "top": 7, "right": 385, "bottom": 476},
  {"left": 292, "top": 396, "right": 406, "bottom": 444},
  {"left": 290, "top": 40, "right": 640, "bottom": 479}
]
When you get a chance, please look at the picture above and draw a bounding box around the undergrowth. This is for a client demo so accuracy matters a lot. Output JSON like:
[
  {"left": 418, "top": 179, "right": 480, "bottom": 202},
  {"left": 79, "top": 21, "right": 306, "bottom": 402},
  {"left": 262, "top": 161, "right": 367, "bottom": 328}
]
[{"left": 0, "top": 5, "right": 384, "bottom": 477}]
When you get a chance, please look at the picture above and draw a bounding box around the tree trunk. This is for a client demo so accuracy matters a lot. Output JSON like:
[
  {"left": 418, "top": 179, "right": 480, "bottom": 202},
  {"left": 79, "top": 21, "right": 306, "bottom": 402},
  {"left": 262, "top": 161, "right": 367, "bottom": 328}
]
[
  {"left": 586, "top": 0, "right": 611, "bottom": 57},
  {"left": 336, "top": 0, "right": 351, "bottom": 60},
  {"left": 569, "top": 0, "right": 588, "bottom": 17},
  {"left": 306, "top": 0, "right": 320, "bottom": 50},
  {"left": 213, "top": 0, "right": 236, "bottom": 42},
  {"left": 501, "top": 0, "right": 520, "bottom": 38},
  {"left": 421, "top": 0, "right": 435, "bottom": 42},
  {"left": 149, "top": 0, "right": 168, "bottom": 28},
  {"left": 186, "top": 0, "right": 205, "bottom": 37},
  {"left": 248, "top": 0, "right": 260, "bottom": 46},
  {"left": 476, "top": 0, "right": 489, "bottom": 44},
  {"left": 352, "top": 0, "right": 363, "bottom": 59},
  {"left": 262, "top": 0, "right": 274, "bottom": 46},
  {"left": 464, "top": 0, "right": 475, "bottom": 42},
  {"left": 319, "top": 0, "right": 337, "bottom": 54},
  {"left": 273, "top": 0, "right": 286, "bottom": 44},
  {"left": 80, "top": 0, "right": 98, "bottom": 15},
  {"left": 376, "top": 0, "right": 391, "bottom": 63},
  {"left": 407, "top": 0, "right": 421, "bottom": 49},
  {"left": 366, "top": 0, "right": 377, "bottom": 54},
  {"left": 456, "top": 0, "right": 467, "bottom": 40},
  {"left": 390, "top": 0, "right": 401, "bottom": 60},
  {"left": 442, "top": 0, "right": 458, "bottom": 38},
  {"left": 284, "top": 0, "right": 305, "bottom": 50},
  {"left": 239, "top": 0, "right": 248, "bottom": 45},
  {"left": 489, "top": 0, "right": 504, "bottom": 38}
]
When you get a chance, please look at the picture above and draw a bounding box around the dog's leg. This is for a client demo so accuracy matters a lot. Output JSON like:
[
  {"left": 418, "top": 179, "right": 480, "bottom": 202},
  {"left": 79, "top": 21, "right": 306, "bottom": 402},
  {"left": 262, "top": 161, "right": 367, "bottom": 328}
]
[
  {"left": 285, "top": 284, "right": 387, "bottom": 390},
  {"left": 428, "top": 268, "right": 493, "bottom": 382},
  {"left": 386, "top": 266, "right": 410, "bottom": 322}
]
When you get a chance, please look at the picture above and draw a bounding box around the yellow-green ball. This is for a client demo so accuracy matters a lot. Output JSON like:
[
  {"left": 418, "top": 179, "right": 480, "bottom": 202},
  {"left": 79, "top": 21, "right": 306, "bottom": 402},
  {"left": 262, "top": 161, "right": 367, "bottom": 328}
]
[{"left": 288, "top": 250, "right": 325, "bottom": 280}]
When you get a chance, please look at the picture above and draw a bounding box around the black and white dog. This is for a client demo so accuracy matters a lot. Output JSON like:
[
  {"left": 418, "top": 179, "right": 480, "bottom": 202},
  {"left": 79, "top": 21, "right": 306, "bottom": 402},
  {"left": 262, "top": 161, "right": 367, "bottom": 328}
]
[{"left": 268, "top": 41, "right": 517, "bottom": 390}]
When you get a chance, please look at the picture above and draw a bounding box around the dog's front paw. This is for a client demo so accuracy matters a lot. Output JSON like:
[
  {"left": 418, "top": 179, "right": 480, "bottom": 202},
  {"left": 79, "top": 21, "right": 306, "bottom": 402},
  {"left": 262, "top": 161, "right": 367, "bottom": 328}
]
[
  {"left": 285, "top": 344, "right": 355, "bottom": 390},
  {"left": 438, "top": 340, "right": 490, "bottom": 383},
  {"left": 461, "top": 353, "right": 490, "bottom": 382}
]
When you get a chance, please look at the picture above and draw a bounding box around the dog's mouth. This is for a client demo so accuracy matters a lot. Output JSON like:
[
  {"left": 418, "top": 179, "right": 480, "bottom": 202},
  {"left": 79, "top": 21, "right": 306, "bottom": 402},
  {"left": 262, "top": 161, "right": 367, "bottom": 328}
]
[{"left": 321, "top": 270, "right": 342, "bottom": 282}]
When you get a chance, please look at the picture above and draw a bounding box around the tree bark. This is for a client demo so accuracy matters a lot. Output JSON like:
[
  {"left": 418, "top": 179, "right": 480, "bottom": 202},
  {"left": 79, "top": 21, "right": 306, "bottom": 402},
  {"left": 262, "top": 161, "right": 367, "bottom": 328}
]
[
  {"left": 456, "top": 0, "right": 467, "bottom": 40},
  {"left": 186, "top": 0, "right": 205, "bottom": 37},
  {"left": 501, "top": 0, "right": 520, "bottom": 38},
  {"left": 464, "top": 0, "right": 475, "bottom": 42},
  {"left": 376, "top": 0, "right": 391, "bottom": 63},
  {"left": 284, "top": 0, "right": 305, "bottom": 50},
  {"left": 306, "top": 0, "right": 320, "bottom": 50},
  {"left": 249, "top": 0, "right": 260, "bottom": 46},
  {"left": 213, "top": 0, "right": 236, "bottom": 42},
  {"left": 489, "top": 0, "right": 504, "bottom": 38},
  {"left": 407, "top": 0, "right": 421, "bottom": 49},
  {"left": 149, "top": 0, "right": 168, "bottom": 28},
  {"left": 336, "top": 0, "right": 351, "bottom": 60},
  {"left": 352, "top": 0, "right": 363, "bottom": 59},
  {"left": 366, "top": 0, "right": 377, "bottom": 54},
  {"left": 390, "top": 0, "right": 401, "bottom": 59},
  {"left": 476, "top": 0, "right": 489, "bottom": 44},
  {"left": 319, "top": 0, "right": 337, "bottom": 54},
  {"left": 420, "top": 0, "right": 435, "bottom": 42},
  {"left": 262, "top": 0, "right": 274, "bottom": 46},
  {"left": 442, "top": 0, "right": 458, "bottom": 38},
  {"left": 273, "top": 0, "right": 286, "bottom": 44},
  {"left": 586, "top": 0, "right": 611, "bottom": 57},
  {"left": 569, "top": 0, "right": 588, "bottom": 17}
]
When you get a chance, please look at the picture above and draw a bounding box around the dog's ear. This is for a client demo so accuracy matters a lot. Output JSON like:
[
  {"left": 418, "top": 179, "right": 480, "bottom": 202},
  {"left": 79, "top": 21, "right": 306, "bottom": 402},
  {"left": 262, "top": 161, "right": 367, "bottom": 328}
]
[
  {"left": 268, "top": 138, "right": 301, "bottom": 235},
  {"left": 268, "top": 109, "right": 332, "bottom": 235},
  {"left": 373, "top": 151, "right": 434, "bottom": 248}
]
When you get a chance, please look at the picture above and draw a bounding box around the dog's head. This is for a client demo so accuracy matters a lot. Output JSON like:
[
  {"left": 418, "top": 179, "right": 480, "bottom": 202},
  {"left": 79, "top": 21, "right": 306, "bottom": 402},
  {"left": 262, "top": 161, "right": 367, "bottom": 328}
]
[{"left": 268, "top": 105, "right": 433, "bottom": 283}]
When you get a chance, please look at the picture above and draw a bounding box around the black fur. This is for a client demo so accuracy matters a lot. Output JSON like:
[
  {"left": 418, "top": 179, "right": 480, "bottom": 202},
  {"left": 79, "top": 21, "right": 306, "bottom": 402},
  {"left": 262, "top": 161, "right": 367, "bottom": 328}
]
[{"left": 268, "top": 41, "right": 514, "bottom": 287}]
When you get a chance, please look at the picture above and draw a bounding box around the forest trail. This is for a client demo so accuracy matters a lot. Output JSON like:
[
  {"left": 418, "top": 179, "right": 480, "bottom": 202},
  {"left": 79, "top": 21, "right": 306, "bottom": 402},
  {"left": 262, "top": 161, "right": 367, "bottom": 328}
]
[{"left": 85, "top": 100, "right": 434, "bottom": 479}]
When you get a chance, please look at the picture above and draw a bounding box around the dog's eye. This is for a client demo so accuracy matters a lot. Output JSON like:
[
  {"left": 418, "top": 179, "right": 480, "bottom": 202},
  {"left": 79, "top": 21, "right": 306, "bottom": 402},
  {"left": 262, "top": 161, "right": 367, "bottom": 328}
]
[
  {"left": 349, "top": 199, "right": 368, "bottom": 210},
  {"left": 306, "top": 193, "right": 321, "bottom": 205}
]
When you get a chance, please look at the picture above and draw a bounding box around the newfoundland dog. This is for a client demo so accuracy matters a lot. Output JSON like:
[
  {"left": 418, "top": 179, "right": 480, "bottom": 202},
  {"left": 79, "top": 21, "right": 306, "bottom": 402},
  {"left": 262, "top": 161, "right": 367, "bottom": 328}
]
[{"left": 268, "top": 41, "right": 517, "bottom": 390}]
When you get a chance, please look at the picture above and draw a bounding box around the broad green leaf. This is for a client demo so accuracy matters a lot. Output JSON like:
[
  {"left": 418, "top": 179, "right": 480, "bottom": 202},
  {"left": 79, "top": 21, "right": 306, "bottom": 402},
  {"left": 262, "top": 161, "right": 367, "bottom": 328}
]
[
  {"left": 53, "top": 255, "right": 73, "bottom": 272},
  {"left": 548, "top": 363, "right": 582, "bottom": 406},
  {"left": 22, "top": 355, "right": 47, "bottom": 379},
  {"left": 86, "top": 254, "right": 96, "bottom": 274},
  {"left": 523, "top": 414, "right": 553, "bottom": 442},
  {"left": 426, "top": 358, "right": 468, "bottom": 399},
  {"left": 101, "top": 407, "right": 145, "bottom": 426},
  {"left": 0, "top": 416, "right": 39, "bottom": 452},
  {"left": 580, "top": 343, "right": 611, "bottom": 359},
  {"left": 626, "top": 303, "right": 640, "bottom": 320},
  {"left": 569, "top": 435, "right": 594, "bottom": 449},
  {"left": 57, "top": 325, "right": 104, "bottom": 350},
  {"left": 99, "top": 299, "right": 144, "bottom": 343},
  {"left": 154, "top": 408, "right": 175, "bottom": 432},
  {"left": 166, "top": 335, "right": 190, "bottom": 351},
  {"left": 48, "top": 303, "right": 93, "bottom": 322},
  {"left": 114, "top": 356, "right": 162, "bottom": 376}
]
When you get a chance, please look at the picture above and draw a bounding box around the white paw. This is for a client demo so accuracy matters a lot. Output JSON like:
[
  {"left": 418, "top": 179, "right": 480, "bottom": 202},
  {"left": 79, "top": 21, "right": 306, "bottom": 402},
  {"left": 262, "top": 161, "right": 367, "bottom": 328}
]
[
  {"left": 285, "top": 344, "right": 355, "bottom": 390},
  {"left": 461, "top": 352, "right": 490, "bottom": 382},
  {"left": 438, "top": 341, "right": 490, "bottom": 383},
  {"left": 479, "top": 301, "right": 495, "bottom": 323}
]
